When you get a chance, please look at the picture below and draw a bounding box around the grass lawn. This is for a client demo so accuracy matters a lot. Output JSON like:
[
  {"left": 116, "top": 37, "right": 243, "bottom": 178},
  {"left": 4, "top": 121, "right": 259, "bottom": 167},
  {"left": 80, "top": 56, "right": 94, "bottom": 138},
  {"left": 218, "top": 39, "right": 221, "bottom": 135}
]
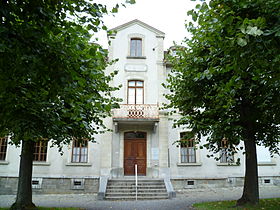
[{"left": 193, "top": 198, "right": 280, "bottom": 210}]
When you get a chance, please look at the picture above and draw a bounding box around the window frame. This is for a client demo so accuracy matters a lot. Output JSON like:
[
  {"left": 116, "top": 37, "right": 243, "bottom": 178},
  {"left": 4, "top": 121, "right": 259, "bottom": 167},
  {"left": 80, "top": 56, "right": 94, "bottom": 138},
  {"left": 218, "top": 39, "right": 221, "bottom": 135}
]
[
  {"left": 33, "top": 141, "right": 48, "bottom": 162},
  {"left": 127, "top": 80, "right": 144, "bottom": 104},
  {"left": 0, "top": 137, "right": 8, "bottom": 161},
  {"left": 130, "top": 38, "right": 142, "bottom": 57},
  {"left": 219, "top": 138, "right": 234, "bottom": 163},
  {"left": 71, "top": 139, "right": 89, "bottom": 163},
  {"left": 180, "top": 132, "right": 196, "bottom": 163}
]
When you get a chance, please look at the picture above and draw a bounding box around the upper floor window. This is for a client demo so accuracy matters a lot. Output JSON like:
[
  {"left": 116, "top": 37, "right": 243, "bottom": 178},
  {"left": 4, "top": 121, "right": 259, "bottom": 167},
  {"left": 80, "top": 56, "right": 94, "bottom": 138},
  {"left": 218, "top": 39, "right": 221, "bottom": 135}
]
[
  {"left": 0, "top": 137, "right": 8, "bottom": 161},
  {"left": 130, "top": 38, "right": 142, "bottom": 57},
  {"left": 128, "top": 80, "right": 144, "bottom": 104},
  {"left": 33, "top": 141, "right": 48, "bottom": 161},
  {"left": 180, "top": 132, "right": 196, "bottom": 163},
  {"left": 220, "top": 138, "right": 234, "bottom": 163},
  {"left": 72, "top": 139, "right": 88, "bottom": 163}
]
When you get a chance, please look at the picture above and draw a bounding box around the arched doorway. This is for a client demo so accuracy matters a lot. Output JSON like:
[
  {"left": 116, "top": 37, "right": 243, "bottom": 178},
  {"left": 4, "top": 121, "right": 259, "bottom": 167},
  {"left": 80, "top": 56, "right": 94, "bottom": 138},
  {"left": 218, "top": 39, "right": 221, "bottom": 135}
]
[{"left": 124, "top": 131, "right": 147, "bottom": 175}]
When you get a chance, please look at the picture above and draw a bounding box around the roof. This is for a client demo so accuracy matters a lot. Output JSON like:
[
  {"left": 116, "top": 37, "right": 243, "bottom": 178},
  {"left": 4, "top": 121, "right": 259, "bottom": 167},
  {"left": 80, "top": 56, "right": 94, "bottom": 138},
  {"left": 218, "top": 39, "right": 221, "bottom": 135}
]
[{"left": 108, "top": 19, "right": 165, "bottom": 37}]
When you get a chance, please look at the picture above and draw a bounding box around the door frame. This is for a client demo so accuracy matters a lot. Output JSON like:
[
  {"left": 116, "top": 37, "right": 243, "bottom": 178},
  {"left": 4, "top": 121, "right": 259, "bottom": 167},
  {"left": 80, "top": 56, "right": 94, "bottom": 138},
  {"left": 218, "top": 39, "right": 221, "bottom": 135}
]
[{"left": 123, "top": 131, "right": 147, "bottom": 176}]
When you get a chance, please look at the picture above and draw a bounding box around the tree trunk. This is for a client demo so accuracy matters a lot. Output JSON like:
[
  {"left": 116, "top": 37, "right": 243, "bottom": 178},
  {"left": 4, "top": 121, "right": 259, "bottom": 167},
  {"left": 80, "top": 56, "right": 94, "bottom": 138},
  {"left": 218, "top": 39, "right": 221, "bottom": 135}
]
[
  {"left": 11, "top": 140, "right": 37, "bottom": 210},
  {"left": 237, "top": 137, "right": 259, "bottom": 206}
]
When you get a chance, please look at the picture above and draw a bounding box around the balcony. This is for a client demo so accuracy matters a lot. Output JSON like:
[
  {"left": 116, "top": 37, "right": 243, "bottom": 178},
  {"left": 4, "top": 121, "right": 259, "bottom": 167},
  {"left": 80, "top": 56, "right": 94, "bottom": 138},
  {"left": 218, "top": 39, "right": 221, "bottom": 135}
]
[
  {"left": 113, "top": 104, "right": 159, "bottom": 132},
  {"left": 113, "top": 104, "right": 159, "bottom": 120}
]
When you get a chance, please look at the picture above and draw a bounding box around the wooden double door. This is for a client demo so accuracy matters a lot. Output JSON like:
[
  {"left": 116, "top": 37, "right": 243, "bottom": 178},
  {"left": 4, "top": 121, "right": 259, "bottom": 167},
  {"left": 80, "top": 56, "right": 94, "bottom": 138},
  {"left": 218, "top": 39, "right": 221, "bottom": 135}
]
[{"left": 124, "top": 132, "right": 147, "bottom": 176}]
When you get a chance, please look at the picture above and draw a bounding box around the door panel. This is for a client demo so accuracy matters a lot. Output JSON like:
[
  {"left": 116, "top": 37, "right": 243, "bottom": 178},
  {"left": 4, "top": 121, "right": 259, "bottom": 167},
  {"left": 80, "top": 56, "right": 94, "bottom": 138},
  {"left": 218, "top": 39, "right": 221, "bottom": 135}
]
[{"left": 124, "top": 138, "right": 146, "bottom": 175}]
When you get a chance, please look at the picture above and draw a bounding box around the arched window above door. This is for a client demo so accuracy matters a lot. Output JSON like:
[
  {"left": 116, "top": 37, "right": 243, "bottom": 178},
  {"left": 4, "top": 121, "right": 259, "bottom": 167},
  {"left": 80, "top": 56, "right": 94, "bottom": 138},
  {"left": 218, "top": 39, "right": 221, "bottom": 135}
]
[{"left": 124, "top": 131, "right": 146, "bottom": 139}]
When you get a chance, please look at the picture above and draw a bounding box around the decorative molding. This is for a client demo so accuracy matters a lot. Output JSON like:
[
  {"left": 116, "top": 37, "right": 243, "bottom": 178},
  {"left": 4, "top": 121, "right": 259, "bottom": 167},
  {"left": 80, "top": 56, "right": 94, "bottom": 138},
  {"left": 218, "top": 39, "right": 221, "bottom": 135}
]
[
  {"left": 124, "top": 64, "right": 147, "bottom": 72},
  {"left": 109, "top": 19, "right": 165, "bottom": 37},
  {"left": 65, "top": 162, "right": 92, "bottom": 167},
  {"left": 0, "top": 161, "right": 9, "bottom": 165},
  {"left": 33, "top": 161, "right": 50, "bottom": 166},
  {"left": 177, "top": 162, "right": 202, "bottom": 166},
  {"left": 126, "top": 56, "right": 147, "bottom": 60},
  {"left": 217, "top": 163, "right": 240, "bottom": 166},
  {"left": 258, "top": 162, "right": 276, "bottom": 166}
]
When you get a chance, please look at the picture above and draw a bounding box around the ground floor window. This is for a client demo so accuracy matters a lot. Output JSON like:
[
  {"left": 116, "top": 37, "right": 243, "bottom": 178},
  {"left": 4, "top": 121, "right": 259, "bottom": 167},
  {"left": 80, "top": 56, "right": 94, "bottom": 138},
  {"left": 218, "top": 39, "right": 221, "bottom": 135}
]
[
  {"left": 72, "top": 139, "right": 88, "bottom": 163},
  {"left": 220, "top": 138, "right": 234, "bottom": 163},
  {"left": 180, "top": 132, "right": 196, "bottom": 163},
  {"left": 0, "top": 137, "right": 8, "bottom": 160},
  {"left": 33, "top": 141, "right": 48, "bottom": 161}
]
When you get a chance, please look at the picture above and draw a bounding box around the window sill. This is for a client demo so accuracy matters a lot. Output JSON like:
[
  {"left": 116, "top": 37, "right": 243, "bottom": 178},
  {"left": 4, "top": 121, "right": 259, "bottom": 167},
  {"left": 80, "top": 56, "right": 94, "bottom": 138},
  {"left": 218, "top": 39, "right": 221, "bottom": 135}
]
[
  {"left": 33, "top": 161, "right": 50, "bottom": 166},
  {"left": 258, "top": 162, "right": 276, "bottom": 166},
  {"left": 126, "top": 56, "right": 146, "bottom": 59},
  {"left": 0, "top": 161, "right": 9, "bottom": 165},
  {"left": 177, "top": 162, "right": 202, "bottom": 166},
  {"left": 65, "top": 162, "right": 92, "bottom": 167},
  {"left": 217, "top": 163, "right": 239, "bottom": 166}
]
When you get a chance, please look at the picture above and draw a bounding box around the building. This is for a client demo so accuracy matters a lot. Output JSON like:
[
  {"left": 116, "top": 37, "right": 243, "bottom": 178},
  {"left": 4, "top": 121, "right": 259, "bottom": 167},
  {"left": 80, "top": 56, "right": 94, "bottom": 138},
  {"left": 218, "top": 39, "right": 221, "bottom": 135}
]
[{"left": 0, "top": 20, "right": 279, "bottom": 196}]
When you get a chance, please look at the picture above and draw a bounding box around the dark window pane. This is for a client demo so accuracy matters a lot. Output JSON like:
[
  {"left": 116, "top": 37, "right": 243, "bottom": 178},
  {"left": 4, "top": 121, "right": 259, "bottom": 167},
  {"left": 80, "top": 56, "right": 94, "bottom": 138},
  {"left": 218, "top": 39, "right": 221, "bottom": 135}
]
[{"left": 0, "top": 137, "right": 8, "bottom": 160}]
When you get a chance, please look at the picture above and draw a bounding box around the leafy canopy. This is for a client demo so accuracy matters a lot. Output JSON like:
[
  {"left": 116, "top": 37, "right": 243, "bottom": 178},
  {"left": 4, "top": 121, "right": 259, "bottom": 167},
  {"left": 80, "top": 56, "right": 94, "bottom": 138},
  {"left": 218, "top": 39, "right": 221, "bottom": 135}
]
[
  {"left": 165, "top": 0, "right": 280, "bottom": 155},
  {"left": 0, "top": 0, "right": 126, "bottom": 147}
]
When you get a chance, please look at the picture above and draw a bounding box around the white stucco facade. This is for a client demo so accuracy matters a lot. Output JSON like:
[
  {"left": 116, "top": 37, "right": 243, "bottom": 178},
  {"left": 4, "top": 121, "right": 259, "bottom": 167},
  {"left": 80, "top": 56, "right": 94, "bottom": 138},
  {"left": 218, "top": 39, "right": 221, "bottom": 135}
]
[{"left": 0, "top": 20, "right": 279, "bottom": 193}]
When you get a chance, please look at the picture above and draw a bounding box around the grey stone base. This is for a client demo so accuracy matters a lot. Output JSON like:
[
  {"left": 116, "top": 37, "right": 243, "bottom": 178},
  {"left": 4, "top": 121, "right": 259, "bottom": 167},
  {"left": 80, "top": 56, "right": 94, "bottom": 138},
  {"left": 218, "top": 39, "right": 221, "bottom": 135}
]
[
  {"left": 171, "top": 176, "right": 280, "bottom": 191},
  {"left": 0, "top": 176, "right": 99, "bottom": 195},
  {"left": 1, "top": 176, "right": 279, "bottom": 195}
]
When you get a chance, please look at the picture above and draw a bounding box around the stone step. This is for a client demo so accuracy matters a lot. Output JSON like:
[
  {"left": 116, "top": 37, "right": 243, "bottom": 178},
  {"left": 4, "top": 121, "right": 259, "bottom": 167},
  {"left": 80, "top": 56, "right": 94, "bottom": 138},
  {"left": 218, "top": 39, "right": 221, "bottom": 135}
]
[
  {"left": 105, "top": 195, "right": 169, "bottom": 200},
  {"left": 109, "top": 179, "right": 164, "bottom": 181},
  {"left": 105, "top": 179, "right": 168, "bottom": 200},
  {"left": 107, "top": 184, "right": 166, "bottom": 188},
  {"left": 106, "top": 189, "right": 167, "bottom": 193},
  {"left": 106, "top": 192, "right": 168, "bottom": 196},
  {"left": 107, "top": 186, "right": 166, "bottom": 189},
  {"left": 108, "top": 181, "right": 164, "bottom": 185},
  {"left": 107, "top": 182, "right": 165, "bottom": 185}
]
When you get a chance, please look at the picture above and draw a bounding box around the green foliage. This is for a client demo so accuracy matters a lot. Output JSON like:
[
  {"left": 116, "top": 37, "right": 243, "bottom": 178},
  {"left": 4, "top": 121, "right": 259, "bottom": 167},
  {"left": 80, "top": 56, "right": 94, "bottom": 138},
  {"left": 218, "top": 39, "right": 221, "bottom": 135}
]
[
  {"left": 193, "top": 198, "right": 280, "bottom": 210},
  {"left": 165, "top": 0, "right": 280, "bottom": 155},
  {"left": 0, "top": 0, "right": 122, "bottom": 147}
]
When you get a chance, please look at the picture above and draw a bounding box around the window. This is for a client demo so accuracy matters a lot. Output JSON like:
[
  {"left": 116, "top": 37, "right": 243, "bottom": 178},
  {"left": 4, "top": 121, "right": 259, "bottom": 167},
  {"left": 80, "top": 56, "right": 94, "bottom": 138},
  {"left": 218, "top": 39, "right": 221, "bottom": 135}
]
[
  {"left": 130, "top": 38, "right": 142, "bottom": 57},
  {"left": 0, "top": 137, "right": 8, "bottom": 161},
  {"left": 72, "top": 139, "right": 88, "bottom": 163},
  {"left": 220, "top": 138, "right": 234, "bottom": 163},
  {"left": 33, "top": 141, "right": 48, "bottom": 161},
  {"left": 180, "top": 132, "right": 196, "bottom": 163},
  {"left": 257, "top": 145, "right": 271, "bottom": 163},
  {"left": 128, "top": 80, "right": 144, "bottom": 104}
]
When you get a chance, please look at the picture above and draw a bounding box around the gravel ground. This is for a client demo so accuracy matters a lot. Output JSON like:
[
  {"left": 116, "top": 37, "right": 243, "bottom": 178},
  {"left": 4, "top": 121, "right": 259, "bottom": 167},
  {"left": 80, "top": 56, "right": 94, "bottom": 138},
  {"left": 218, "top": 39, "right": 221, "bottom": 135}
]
[{"left": 0, "top": 186, "right": 279, "bottom": 210}]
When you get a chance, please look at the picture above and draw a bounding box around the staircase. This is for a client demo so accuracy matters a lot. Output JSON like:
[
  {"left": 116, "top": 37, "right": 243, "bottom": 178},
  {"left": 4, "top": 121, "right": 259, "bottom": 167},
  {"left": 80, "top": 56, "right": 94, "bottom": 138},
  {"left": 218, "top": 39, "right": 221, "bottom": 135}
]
[{"left": 105, "top": 179, "right": 169, "bottom": 200}]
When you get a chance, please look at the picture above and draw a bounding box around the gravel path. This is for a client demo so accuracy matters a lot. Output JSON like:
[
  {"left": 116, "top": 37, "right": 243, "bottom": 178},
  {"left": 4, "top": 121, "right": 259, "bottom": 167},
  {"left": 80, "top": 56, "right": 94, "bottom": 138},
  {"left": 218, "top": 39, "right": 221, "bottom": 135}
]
[{"left": 0, "top": 186, "right": 279, "bottom": 210}]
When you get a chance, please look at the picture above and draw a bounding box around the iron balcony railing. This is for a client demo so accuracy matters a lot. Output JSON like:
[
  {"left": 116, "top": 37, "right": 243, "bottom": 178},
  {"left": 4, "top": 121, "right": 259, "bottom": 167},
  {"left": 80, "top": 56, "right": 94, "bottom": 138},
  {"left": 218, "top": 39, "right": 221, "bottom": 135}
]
[{"left": 113, "top": 104, "right": 159, "bottom": 119}]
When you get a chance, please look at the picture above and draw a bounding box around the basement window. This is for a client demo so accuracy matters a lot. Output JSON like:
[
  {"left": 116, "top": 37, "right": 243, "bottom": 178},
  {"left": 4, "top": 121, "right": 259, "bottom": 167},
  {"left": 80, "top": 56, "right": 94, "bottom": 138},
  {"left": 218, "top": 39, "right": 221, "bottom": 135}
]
[
  {"left": 264, "top": 179, "right": 271, "bottom": 184},
  {"left": 32, "top": 180, "right": 39, "bottom": 185},
  {"left": 74, "top": 181, "right": 82, "bottom": 186},
  {"left": 187, "top": 180, "right": 194, "bottom": 185},
  {"left": 71, "top": 178, "right": 85, "bottom": 190},
  {"left": 32, "top": 178, "right": 42, "bottom": 189},
  {"left": 184, "top": 180, "right": 196, "bottom": 189}
]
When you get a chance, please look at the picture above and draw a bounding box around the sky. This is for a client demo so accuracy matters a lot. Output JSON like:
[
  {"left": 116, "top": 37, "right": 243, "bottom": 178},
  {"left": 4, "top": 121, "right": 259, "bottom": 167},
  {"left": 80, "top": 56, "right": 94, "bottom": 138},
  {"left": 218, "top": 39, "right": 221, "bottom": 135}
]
[{"left": 94, "top": 0, "right": 197, "bottom": 50}]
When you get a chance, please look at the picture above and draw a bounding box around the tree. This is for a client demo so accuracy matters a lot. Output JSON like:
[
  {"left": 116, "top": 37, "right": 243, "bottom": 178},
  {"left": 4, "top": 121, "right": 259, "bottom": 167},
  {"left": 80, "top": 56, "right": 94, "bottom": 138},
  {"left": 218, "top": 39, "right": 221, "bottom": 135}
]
[
  {"left": 0, "top": 0, "right": 134, "bottom": 209},
  {"left": 165, "top": 0, "right": 280, "bottom": 206}
]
